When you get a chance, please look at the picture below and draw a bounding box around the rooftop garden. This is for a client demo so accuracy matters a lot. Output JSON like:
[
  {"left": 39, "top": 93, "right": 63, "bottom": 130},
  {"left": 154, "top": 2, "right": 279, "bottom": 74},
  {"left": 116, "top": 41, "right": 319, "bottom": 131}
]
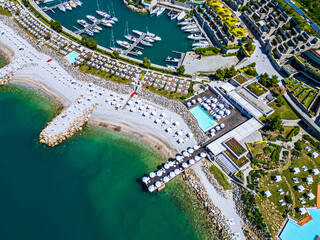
[
  {"left": 206, "top": 0, "right": 248, "bottom": 38},
  {"left": 247, "top": 82, "right": 268, "bottom": 96},
  {"left": 233, "top": 74, "right": 249, "bottom": 84},
  {"left": 225, "top": 138, "right": 247, "bottom": 157},
  {"left": 224, "top": 150, "right": 249, "bottom": 168}
]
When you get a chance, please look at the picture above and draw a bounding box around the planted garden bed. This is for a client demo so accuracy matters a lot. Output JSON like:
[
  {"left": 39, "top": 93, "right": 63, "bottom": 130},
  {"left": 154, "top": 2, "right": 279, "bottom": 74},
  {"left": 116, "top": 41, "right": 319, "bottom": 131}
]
[
  {"left": 225, "top": 138, "right": 247, "bottom": 157},
  {"left": 247, "top": 82, "right": 268, "bottom": 96}
]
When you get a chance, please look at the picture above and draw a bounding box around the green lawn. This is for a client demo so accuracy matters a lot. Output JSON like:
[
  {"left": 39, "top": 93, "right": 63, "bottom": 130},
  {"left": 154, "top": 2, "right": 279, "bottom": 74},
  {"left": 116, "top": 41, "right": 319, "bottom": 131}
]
[
  {"left": 0, "top": 6, "right": 11, "bottom": 16},
  {"left": 209, "top": 164, "right": 232, "bottom": 190},
  {"left": 269, "top": 95, "right": 299, "bottom": 120}
]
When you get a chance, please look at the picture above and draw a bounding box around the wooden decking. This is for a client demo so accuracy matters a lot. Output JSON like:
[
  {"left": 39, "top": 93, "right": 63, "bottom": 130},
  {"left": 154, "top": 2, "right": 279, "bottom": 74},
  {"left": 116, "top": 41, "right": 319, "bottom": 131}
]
[
  {"left": 297, "top": 215, "right": 313, "bottom": 226},
  {"left": 317, "top": 184, "right": 320, "bottom": 209}
]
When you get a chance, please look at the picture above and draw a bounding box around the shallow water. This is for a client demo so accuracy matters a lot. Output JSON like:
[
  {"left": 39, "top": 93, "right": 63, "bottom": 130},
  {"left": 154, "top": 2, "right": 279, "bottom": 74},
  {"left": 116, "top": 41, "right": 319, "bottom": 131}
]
[
  {"left": 0, "top": 84, "right": 213, "bottom": 240},
  {"left": 43, "top": 0, "right": 193, "bottom": 66}
]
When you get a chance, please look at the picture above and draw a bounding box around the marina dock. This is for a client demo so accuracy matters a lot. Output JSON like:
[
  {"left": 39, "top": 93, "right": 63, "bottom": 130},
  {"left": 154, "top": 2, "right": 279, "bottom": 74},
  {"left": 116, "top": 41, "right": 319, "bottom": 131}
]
[
  {"left": 41, "top": 1, "right": 81, "bottom": 13},
  {"left": 124, "top": 33, "right": 146, "bottom": 56},
  {"left": 142, "top": 147, "right": 207, "bottom": 192}
]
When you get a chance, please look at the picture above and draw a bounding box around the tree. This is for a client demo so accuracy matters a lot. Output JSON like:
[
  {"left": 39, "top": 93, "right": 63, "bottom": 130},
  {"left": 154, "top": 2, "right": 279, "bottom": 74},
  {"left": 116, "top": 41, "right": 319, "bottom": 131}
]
[
  {"left": 215, "top": 68, "right": 225, "bottom": 80},
  {"left": 176, "top": 65, "right": 185, "bottom": 76},
  {"left": 112, "top": 50, "right": 120, "bottom": 59},
  {"left": 276, "top": 96, "right": 285, "bottom": 107},
  {"left": 269, "top": 115, "right": 283, "bottom": 131},
  {"left": 259, "top": 73, "right": 269, "bottom": 87},
  {"left": 143, "top": 57, "right": 151, "bottom": 68},
  {"left": 225, "top": 65, "right": 237, "bottom": 79},
  {"left": 294, "top": 141, "right": 302, "bottom": 151},
  {"left": 44, "top": 32, "right": 51, "bottom": 40},
  {"left": 270, "top": 75, "right": 279, "bottom": 87},
  {"left": 80, "top": 35, "right": 88, "bottom": 45},
  {"left": 49, "top": 20, "right": 62, "bottom": 33},
  {"left": 22, "top": 0, "right": 29, "bottom": 7},
  {"left": 284, "top": 195, "right": 292, "bottom": 204}
]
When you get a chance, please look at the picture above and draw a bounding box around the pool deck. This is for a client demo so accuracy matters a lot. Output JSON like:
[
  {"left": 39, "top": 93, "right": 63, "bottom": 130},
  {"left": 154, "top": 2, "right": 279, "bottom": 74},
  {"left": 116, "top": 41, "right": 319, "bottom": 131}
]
[{"left": 297, "top": 215, "right": 312, "bottom": 226}]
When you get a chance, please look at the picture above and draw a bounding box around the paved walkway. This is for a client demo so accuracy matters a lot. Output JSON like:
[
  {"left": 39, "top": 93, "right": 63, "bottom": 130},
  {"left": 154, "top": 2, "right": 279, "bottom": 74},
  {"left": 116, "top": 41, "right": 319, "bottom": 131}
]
[{"left": 192, "top": 163, "right": 245, "bottom": 240}]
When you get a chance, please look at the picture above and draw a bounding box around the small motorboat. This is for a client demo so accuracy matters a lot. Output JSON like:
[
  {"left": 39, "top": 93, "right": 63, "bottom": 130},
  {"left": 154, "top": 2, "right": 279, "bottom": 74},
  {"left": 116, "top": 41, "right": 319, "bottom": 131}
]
[
  {"left": 171, "top": 12, "right": 179, "bottom": 20},
  {"left": 150, "top": 7, "right": 159, "bottom": 15},
  {"left": 130, "top": 49, "right": 143, "bottom": 55},
  {"left": 147, "top": 32, "right": 161, "bottom": 41},
  {"left": 96, "top": 10, "right": 110, "bottom": 18},
  {"left": 116, "top": 40, "right": 130, "bottom": 48},
  {"left": 140, "top": 40, "right": 153, "bottom": 46},
  {"left": 156, "top": 7, "right": 165, "bottom": 16},
  {"left": 85, "top": 29, "right": 94, "bottom": 36},
  {"left": 132, "top": 30, "right": 143, "bottom": 36},
  {"left": 177, "top": 11, "right": 186, "bottom": 21},
  {"left": 125, "top": 34, "right": 137, "bottom": 42},
  {"left": 188, "top": 33, "right": 205, "bottom": 40},
  {"left": 165, "top": 56, "right": 179, "bottom": 63},
  {"left": 144, "top": 36, "right": 155, "bottom": 43}
]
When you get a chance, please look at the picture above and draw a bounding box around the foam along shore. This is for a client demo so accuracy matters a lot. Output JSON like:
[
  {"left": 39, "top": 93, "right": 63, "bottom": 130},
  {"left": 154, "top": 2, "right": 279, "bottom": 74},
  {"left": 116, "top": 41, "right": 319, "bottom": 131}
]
[{"left": 0, "top": 22, "right": 197, "bottom": 152}]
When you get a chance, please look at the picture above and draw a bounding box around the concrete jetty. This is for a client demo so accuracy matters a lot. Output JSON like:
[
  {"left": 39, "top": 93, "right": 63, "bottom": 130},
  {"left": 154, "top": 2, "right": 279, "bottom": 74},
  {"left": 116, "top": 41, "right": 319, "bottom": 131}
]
[
  {"left": 39, "top": 97, "right": 97, "bottom": 147},
  {"left": 142, "top": 146, "right": 207, "bottom": 192}
]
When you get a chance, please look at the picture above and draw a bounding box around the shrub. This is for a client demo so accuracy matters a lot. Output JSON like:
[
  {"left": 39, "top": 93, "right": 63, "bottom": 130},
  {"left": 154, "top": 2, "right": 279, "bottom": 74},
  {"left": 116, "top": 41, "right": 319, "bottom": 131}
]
[
  {"left": 294, "top": 141, "right": 302, "bottom": 151},
  {"left": 284, "top": 195, "right": 292, "bottom": 204}
]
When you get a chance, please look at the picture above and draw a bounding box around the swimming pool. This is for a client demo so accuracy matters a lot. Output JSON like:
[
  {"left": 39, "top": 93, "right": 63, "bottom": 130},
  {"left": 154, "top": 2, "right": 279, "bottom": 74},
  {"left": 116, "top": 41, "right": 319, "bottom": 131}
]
[
  {"left": 65, "top": 51, "right": 79, "bottom": 63},
  {"left": 279, "top": 208, "right": 320, "bottom": 240},
  {"left": 189, "top": 105, "right": 217, "bottom": 132}
]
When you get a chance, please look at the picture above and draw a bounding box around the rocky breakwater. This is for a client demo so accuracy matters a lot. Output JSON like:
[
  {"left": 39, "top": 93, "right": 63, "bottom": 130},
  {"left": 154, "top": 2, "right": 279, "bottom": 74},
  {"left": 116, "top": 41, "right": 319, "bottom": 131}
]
[
  {"left": 122, "top": 0, "right": 148, "bottom": 13},
  {"left": 184, "top": 167, "right": 233, "bottom": 240},
  {"left": 40, "top": 98, "right": 97, "bottom": 147}
]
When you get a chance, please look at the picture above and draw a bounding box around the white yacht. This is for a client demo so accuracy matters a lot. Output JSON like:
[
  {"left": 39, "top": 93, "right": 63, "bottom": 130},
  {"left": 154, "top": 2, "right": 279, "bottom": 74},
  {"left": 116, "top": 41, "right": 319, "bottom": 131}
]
[
  {"left": 192, "top": 40, "right": 210, "bottom": 48},
  {"left": 178, "top": 19, "right": 194, "bottom": 25},
  {"left": 58, "top": 4, "right": 66, "bottom": 13},
  {"left": 77, "top": 19, "right": 88, "bottom": 27},
  {"left": 144, "top": 36, "right": 155, "bottom": 43},
  {"left": 171, "top": 12, "right": 179, "bottom": 20},
  {"left": 181, "top": 24, "right": 197, "bottom": 30},
  {"left": 132, "top": 30, "right": 144, "bottom": 36},
  {"left": 125, "top": 35, "right": 137, "bottom": 42},
  {"left": 74, "top": 0, "right": 82, "bottom": 7},
  {"left": 188, "top": 33, "right": 205, "bottom": 40},
  {"left": 184, "top": 27, "right": 200, "bottom": 33},
  {"left": 150, "top": 7, "right": 159, "bottom": 15},
  {"left": 130, "top": 49, "right": 143, "bottom": 56},
  {"left": 101, "top": 19, "right": 112, "bottom": 27},
  {"left": 86, "top": 15, "right": 99, "bottom": 23},
  {"left": 146, "top": 32, "right": 161, "bottom": 41},
  {"left": 110, "top": 47, "right": 126, "bottom": 54},
  {"left": 165, "top": 56, "right": 179, "bottom": 63},
  {"left": 116, "top": 40, "right": 131, "bottom": 49},
  {"left": 140, "top": 40, "right": 153, "bottom": 46},
  {"left": 96, "top": 10, "right": 110, "bottom": 18},
  {"left": 85, "top": 29, "right": 94, "bottom": 36},
  {"left": 156, "top": 7, "right": 165, "bottom": 16},
  {"left": 64, "top": 2, "right": 72, "bottom": 10},
  {"left": 177, "top": 11, "right": 186, "bottom": 21}
]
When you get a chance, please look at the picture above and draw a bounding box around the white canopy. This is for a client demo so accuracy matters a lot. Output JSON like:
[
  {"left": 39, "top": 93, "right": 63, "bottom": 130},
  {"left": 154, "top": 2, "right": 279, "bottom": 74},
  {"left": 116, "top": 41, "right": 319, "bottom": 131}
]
[
  {"left": 169, "top": 172, "right": 176, "bottom": 178},
  {"left": 189, "top": 159, "right": 195, "bottom": 165},
  {"left": 142, "top": 176, "right": 149, "bottom": 183},
  {"left": 148, "top": 185, "right": 155, "bottom": 192},
  {"left": 187, "top": 148, "right": 194, "bottom": 154},
  {"left": 313, "top": 168, "right": 320, "bottom": 175},
  {"left": 299, "top": 207, "right": 307, "bottom": 215},
  {"left": 155, "top": 181, "right": 161, "bottom": 188},
  {"left": 264, "top": 190, "right": 272, "bottom": 198},
  {"left": 307, "top": 192, "right": 315, "bottom": 200},
  {"left": 163, "top": 176, "right": 169, "bottom": 183},
  {"left": 297, "top": 185, "right": 305, "bottom": 192},
  {"left": 149, "top": 172, "right": 156, "bottom": 178}
]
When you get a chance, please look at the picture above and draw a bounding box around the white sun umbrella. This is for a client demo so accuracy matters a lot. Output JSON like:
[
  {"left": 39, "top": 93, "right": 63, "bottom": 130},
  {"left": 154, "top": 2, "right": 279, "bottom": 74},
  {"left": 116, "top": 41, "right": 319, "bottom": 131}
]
[
  {"left": 155, "top": 118, "right": 161, "bottom": 124},
  {"left": 143, "top": 112, "right": 149, "bottom": 117},
  {"left": 169, "top": 171, "right": 176, "bottom": 178},
  {"left": 197, "top": 98, "right": 202, "bottom": 103},
  {"left": 189, "top": 159, "right": 195, "bottom": 165},
  {"left": 142, "top": 176, "right": 149, "bottom": 183},
  {"left": 220, "top": 123, "right": 225, "bottom": 128},
  {"left": 176, "top": 155, "right": 183, "bottom": 161},
  {"left": 206, "top": 99, "right": 211, "bottom": 103},
  {"left": 168, "top": 161, "right": 174, "bottom": 167},
  {"left": 215, "top": 126, "right": 221, "bottom": 131},
  {"left": 163, "top": 176, "right": 169, "bottom": 183},
  {"left": 166, "top": 127, "right": 173, "bottom": 133},
  {"left": 195, "top": 155, "right": 201, "bottom": 161},
  {"left": 155, "top": 181, "right": 161, "bottom": 188},
  {"left": 174, "top": 121, "right": 180, "bottom": 126},
  {"left": 163, "top": 119, "right": 170, "bottom": 125},
  {"left": 148, "top": 185, "right": 155, "bottom": 192},
  {"left": 225, "top": 109, "right": 231, "bottom": 115},
  {"left": 164, "top": 163, "right": 170, "bottom": 169},
  {"left": 178, "top": 138, "right": 185, "bottom": 144},
  {"left": 174, "top": 169, "right": 181, "bottom": 175},
  {"left": 215, "top": 115, "right": 221, "bottom": 121},
  {"left": 210, "top": 128, "right": 216, "bottom": 134},
  {"left": 77, "top": 99, "right": 82, "bottom": 103},
  {"left": 186, "top": 102, "right": 192, "bottom": 107},
  {"left": 191, "top": 99, "right": 196, "bottom": 104},
  {"left": 218, "top": 110, "right": 224, "bottom": 116},
  {"left": 200, "top": 152, "right": 207, "bottom": 158},
  {"left": 182, "top": 151, "right": 189, "bottom": 157},
  {"left": 212, "top": 98, "right": 218, "bottom": 103},
  {"left": 182, "top": 162, "right": 188, "bottom": 169},
  {"left": 157, "top": 170, "right": 163, "bottom": 177},
  {"left": 193, "top": 145, "right": 200, "bottom": 150},
  {"left": 151, "top": 110, "right": 157, "bottom": 116},
  {"left": 187, "top": 132, "right": 193, "bottom": 138},
  {"left": 218, "top": 103, "right": 224, "bottom": 109},
  {"left": 149, "top": 172, "right": 156, "bottom": 178},
  {"left": 130, "top": 108, "right": 136, "bottom": 112},
  {"left": 139, "top": 106, "right": 145, "bottom": 110},
  {"left": 211, "top": 103, "right": 216, "bottom": 109},
  {"left": 160, "top": 112, "right": 167, "bottom": 117},
  {"left": 188, "top": 148, "right": 194, "bottom": 154},
  {"left": 176, "top": 130, "right": 183, "bottom": 136}
]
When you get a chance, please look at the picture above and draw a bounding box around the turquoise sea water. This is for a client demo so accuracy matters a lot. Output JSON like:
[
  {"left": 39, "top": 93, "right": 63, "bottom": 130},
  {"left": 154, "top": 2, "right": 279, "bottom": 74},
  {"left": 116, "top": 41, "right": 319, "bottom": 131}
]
[
  {"left": 43, "top": 0, "right": 193, "bottom": 66},
  {"left": 0, "top": 84, "right": 214, "bottom": 240}
]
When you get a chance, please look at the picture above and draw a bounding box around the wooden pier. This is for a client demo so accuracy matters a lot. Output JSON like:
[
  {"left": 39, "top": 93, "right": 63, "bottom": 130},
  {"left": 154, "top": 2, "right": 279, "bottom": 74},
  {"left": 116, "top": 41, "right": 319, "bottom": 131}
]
[
  {"left": 172, "top": 50, "right": 185, "bottom": 68},
  {"left": 124, "top": 33, "right": 146, "bottom": 56}
]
